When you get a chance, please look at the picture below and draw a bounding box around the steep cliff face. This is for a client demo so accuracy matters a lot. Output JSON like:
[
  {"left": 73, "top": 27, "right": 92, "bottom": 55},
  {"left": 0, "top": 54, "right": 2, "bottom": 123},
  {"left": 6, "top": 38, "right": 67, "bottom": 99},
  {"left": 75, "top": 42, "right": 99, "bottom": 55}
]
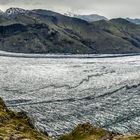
[{"left": 0, "top": 97, "right": 54, "bottom": 140}]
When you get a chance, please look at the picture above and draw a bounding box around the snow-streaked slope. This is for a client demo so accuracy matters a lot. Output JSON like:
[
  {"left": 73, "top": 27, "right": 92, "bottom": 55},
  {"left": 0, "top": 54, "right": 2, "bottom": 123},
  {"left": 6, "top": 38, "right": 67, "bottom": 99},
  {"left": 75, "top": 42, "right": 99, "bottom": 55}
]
[
  {"left": 64, "top": 12, "right": 108, "bottom": 22},
  {"left": 0, "top": 10, "right": 4, "bottom": 15},
  {"left": 0, "top": 55, "right": 140, "bottom": 136},
  {"left": 4, "top": 7, "right": 27, "bottom": 17},
  {"left": 126, "top": 18, "right": 140, "bottom": 25}
]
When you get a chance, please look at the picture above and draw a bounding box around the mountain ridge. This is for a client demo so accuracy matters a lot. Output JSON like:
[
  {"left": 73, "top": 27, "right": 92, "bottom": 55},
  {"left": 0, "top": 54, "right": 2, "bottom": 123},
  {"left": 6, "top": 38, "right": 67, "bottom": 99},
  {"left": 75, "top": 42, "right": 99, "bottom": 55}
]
[
  {"left": 1, "top": 8, "right": 140, "bottom": 54},
  {"left": 126, "top": 18, "right": 140, "bottom": 25},
  {"left": 1, "top": 8, "right": 140, "bottom": 24},
  {"left": 0, "top": 7, "right": 27, "bottom": 17},
  {"left": 64, "top": 12, "right": 108, "bottom": 22}
]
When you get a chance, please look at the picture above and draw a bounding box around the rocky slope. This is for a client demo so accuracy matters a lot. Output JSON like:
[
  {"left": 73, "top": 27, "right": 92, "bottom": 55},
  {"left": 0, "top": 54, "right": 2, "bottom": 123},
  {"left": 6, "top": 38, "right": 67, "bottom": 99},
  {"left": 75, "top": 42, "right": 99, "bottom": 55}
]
[{"left": 0, "top": 8, "right": 140, "bottom": 54}]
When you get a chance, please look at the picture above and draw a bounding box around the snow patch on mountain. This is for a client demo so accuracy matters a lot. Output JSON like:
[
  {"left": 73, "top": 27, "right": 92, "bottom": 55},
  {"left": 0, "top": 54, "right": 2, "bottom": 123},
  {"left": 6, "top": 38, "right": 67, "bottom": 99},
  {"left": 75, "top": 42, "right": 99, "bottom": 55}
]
[
  {"left": 5, "top": 7, "right": 27, "bottom": 16},
  {"left": 0, "top": 9, "right": 4, "bottom": 15},
  {"left": 64, "top": 12, "right": 76, "bottom": 17},
  {"left": 126, "top": 18, "right": 140, "bottom": 25},
  {"left": 64, "top": 12, "right": 108, "bottom": 22}
]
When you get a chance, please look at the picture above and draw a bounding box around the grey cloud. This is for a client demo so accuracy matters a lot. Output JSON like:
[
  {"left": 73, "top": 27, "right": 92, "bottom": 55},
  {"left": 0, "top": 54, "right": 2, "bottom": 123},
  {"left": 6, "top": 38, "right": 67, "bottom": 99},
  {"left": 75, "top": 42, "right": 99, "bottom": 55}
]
[{"left": 0, "top": 0, "right": 10, "bottom": 4}]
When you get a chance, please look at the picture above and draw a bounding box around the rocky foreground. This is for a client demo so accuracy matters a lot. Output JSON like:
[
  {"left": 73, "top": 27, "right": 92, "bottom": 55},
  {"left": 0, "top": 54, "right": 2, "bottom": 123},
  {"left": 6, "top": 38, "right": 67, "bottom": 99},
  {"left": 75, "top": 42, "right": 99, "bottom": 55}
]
[
  {"left": 0, "top": 97, "right": 139, "bottom": 140},
  {"left": 59, "top": 123, "right": 140, "bottom": 140},
  {"left": 0, "top": 97, "right": 54, "bottom": 140}
]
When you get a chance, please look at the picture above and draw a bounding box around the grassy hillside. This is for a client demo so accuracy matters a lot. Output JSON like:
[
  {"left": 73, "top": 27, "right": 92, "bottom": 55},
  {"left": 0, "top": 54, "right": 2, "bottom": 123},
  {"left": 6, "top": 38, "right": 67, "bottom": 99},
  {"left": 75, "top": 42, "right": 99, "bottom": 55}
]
[
  {"left": 0, "top": 97, "right": 54, "bottom": 140},
  {"left": 59, "top": 123, "right": 140, "bottom": 140}
]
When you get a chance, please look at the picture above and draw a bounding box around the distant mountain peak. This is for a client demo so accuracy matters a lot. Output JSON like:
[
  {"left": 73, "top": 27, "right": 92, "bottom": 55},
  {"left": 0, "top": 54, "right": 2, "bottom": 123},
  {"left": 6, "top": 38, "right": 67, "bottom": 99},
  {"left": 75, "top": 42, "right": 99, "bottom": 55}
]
[
  {"left": 64, "top": 12, "right": 76, "bottom": 17},
  {"left": 110, "top": 18, "right": 135, "bottom": 25},
  {"left": 0, "top": 9, "right": 4, "bottom": 15},
  {"left": 126, "top": 18, "right": 140, "bottom": 25},
  {"left": 5, "top": 7, "right": 27, "bottom": 16},
  {"left": 64, "top": 12, "right": 108, "bottom": 22}
]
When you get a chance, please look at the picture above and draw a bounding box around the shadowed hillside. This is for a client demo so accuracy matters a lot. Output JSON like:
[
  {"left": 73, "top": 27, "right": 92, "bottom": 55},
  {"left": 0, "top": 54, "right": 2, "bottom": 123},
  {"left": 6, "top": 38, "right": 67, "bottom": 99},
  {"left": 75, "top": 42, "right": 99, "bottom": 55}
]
[{"left": 0, "top": 9, "right": 140, "bottom": 54}]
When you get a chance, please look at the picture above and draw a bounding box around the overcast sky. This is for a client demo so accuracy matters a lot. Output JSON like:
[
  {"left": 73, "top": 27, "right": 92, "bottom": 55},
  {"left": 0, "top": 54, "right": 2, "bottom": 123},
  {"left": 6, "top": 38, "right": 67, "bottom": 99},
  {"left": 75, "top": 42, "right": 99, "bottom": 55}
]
[{"left": 0, "top": 0, "right": 140, "bottom": 18}]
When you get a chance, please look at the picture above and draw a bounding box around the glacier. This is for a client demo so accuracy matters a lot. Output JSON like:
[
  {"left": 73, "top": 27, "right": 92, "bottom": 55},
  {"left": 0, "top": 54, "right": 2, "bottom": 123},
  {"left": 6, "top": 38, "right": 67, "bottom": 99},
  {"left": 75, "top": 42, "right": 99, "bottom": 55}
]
[{"left": 0, "top": 53, "right": 140, "bottom": 136}]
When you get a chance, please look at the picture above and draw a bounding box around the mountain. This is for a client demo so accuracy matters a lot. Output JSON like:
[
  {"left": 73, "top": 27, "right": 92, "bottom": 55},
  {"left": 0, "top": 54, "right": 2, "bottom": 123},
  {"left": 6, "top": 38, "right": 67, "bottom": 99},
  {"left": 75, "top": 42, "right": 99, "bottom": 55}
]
[
  {"left": 64, "top": 12, "right": 75, "bottom": 17},
  {"left": 64, "top": 12, "right": 108, "bottom": 22},
  {"left": 75, "top": 14, "right": 108, "bottom": 22},
  {"left": 126, "top": 18, "right": 140, "bottom": 24},
  {"left": 1, "top": 8, "right": 140, "bottom": 54},
  {"left": 0, "top": 10, "right": 4, "bottom": 15},
  {"left": 5, "top": 7, "right": 27, "bottom": 17}
]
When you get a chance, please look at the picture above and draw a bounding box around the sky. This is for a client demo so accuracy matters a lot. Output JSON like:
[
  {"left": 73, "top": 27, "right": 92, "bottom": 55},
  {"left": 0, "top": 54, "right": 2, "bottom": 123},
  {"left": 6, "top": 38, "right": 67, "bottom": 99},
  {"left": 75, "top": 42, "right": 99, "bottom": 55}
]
[{"left": 0, "top": 0, "right": 140, "bottom": 18}]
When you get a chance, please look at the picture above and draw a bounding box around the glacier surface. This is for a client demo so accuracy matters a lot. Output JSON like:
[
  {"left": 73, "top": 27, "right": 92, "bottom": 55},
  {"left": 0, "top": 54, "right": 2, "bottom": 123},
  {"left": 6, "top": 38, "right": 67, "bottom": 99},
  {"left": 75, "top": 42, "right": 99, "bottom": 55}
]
[{"left": 0, "top": 54, "right": 140, "bottom": 136}]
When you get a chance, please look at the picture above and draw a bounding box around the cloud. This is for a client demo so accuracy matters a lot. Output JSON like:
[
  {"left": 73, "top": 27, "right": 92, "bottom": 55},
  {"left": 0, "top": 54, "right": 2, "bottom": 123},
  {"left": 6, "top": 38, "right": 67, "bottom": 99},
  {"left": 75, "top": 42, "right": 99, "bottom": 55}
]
[
  {"left": 0, "top": 0, "right": 10, "bottom": 5},
  {"left": 0, "top": 0, "right": 140, "bottom": 18}
]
